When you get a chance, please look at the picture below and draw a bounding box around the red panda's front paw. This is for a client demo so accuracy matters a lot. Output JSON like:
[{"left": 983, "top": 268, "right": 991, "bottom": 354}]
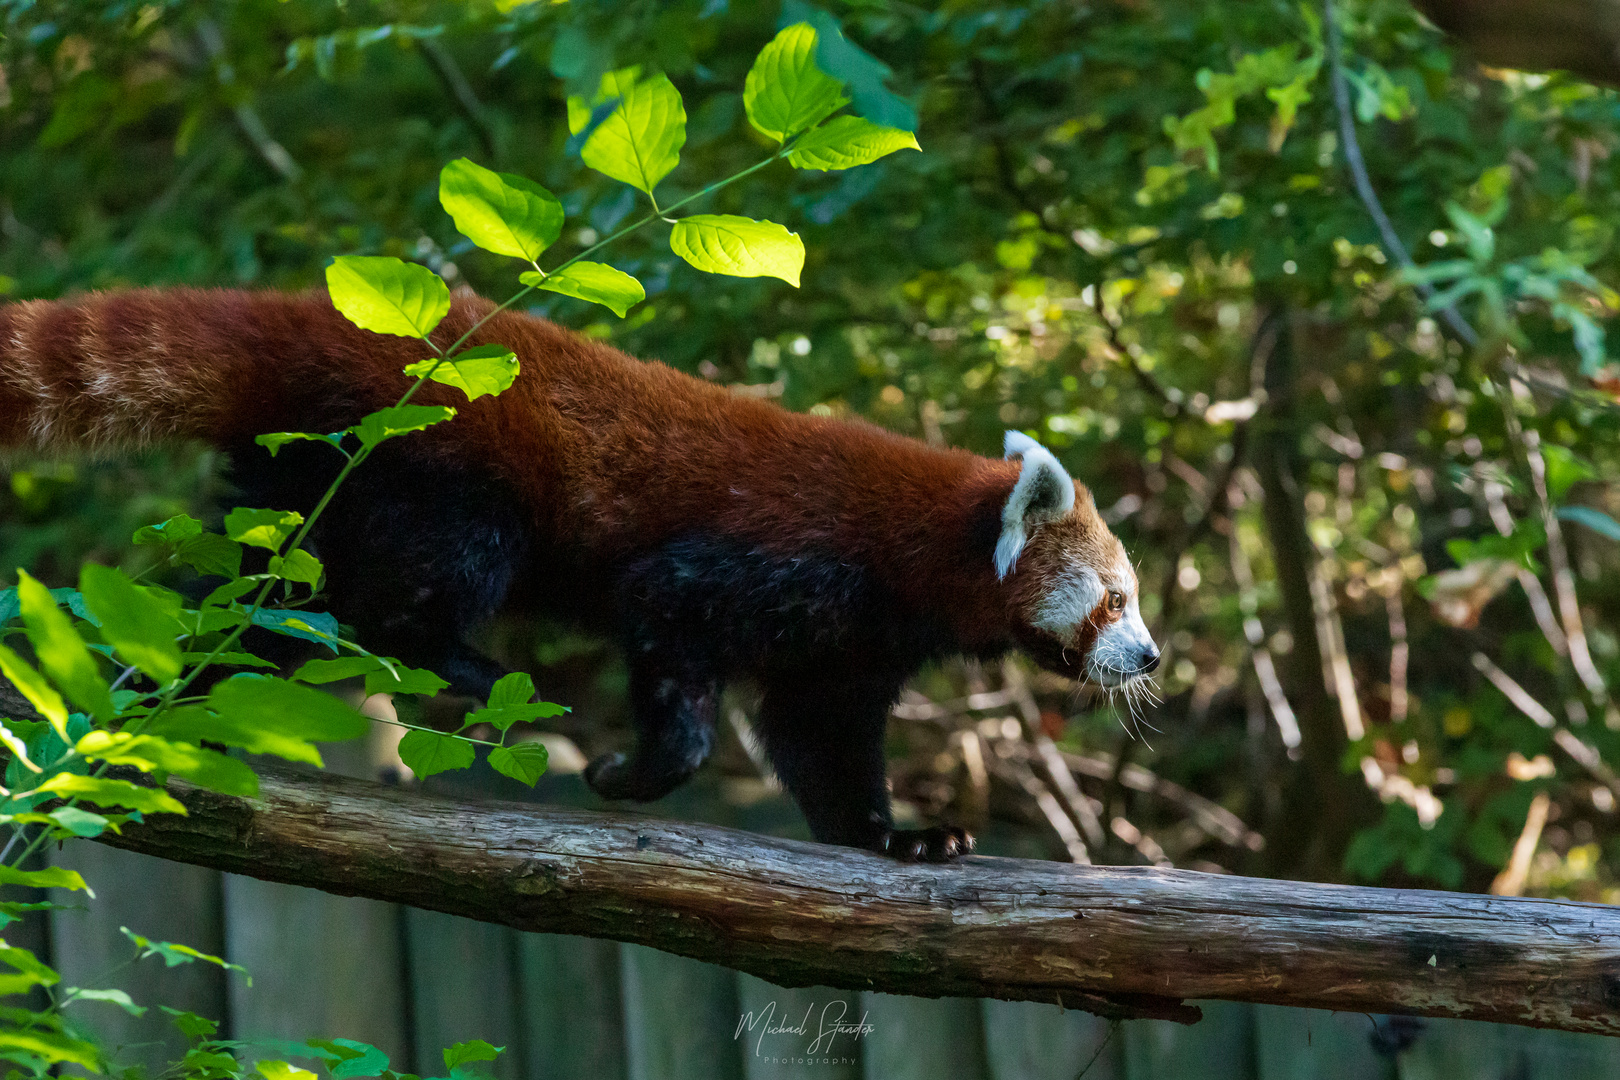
[{"left": 877, "top": 826, "right": 975, "bottom": 863}]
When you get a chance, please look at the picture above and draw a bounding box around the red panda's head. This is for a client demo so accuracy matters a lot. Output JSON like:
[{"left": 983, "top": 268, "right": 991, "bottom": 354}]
[{"left": 993, "top": 432, "right": 1160, "bottom": 687}]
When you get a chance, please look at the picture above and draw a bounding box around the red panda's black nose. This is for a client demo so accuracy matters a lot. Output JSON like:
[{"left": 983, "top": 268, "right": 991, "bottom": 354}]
[{"left": 1140, "top": 646, "right": 1161, "bottom": 674}]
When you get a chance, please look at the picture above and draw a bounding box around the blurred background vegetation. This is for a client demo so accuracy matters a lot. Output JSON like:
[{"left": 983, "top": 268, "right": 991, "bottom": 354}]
[{"left": 5, "top": 0, "right": 1620, "bottom": 898}]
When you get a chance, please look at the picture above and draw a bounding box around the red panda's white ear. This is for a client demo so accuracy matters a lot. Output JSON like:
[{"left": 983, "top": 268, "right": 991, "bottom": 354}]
[{"left": 995, "top": 431, "right": 1076, "bottom": 579}]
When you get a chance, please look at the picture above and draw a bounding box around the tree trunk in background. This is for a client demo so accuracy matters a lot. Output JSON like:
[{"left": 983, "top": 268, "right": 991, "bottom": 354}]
[
  {"left": 1251, "top": 310, "right": 1377, "bottom": 880},
  {"left": 1414, "top": 0, "right": 1620, "bottom": 87}
]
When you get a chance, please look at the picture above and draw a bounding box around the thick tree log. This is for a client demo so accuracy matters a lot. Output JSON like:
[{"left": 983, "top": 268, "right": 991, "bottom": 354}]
[
  {"left": 1413, "top": 0, "right": 1620, "bottom": 88},
  {"left": 91, "top": 766, "right": 1620, "bottom": 1035}
]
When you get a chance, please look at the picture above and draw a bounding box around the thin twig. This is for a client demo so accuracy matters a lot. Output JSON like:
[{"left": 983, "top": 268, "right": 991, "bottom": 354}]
[{"left": 1324, "top": 0, "right": 1475, "bottom": 346}]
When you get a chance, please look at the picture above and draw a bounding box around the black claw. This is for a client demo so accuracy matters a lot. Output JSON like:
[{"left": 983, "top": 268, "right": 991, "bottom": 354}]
[{"left": 872, "top": 825, "right": 975, "bottom": 863}]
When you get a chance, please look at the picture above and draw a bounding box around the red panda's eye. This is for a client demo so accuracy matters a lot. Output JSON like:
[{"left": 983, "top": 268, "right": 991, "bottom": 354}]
[{"left": 1108, "top": 591, "right": 1125, "bottom": 612}]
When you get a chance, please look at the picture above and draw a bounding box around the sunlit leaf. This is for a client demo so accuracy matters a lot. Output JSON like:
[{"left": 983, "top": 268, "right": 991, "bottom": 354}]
[
  {"left": 326, "top": 256, "right": 451, "bottom": 338},
  {"left": 68, "top": 987, "right": 146, "bottom": 1016},
  {"left": 520, "top": 263, "right": 644, "bottom": 317},
  {"left": 669, "top": 215, "right": 804, "bottom": 286},
  {"left": 786, "top": 115, "right": 918, "bottom": 171},
  {"left": 36, "top": 773, "right": 187, "bottom": 815},
  {"left": 0, "top": 644, "right": 69, "bottom": 740},
  {"left": 352, "top": 405, "right": 457, "bottom": 450},
  {"left": 0, "top": 864, "right": 92, "bottom": 895},
  {"left": 581, "top": 72, "right": 686, "bottom": 194},
  {"left": 403, "top": 344, "right": 520, "bottom": 401},
  {"left": 76, "top": 731, "right": 260, "bottom": 797},
  {"left": 269, "top": 549, "right": 324, "bottom": 587},
  {"left": 439, "top": 158, "right": 564, "bottom": 261},
  {"left": 206, "top": 676, "right": 369, "bottom": 749},
  {"left": 79, "top": 563, "right": 185, "bottom": 684},
  {"left": 15, "top": 571, "right": 113, "bottom": 722},
  {"left": 223, "top": 508, "right": 304, "bottom": 552},
  {"left": 744, "top": 23, "right": 848, "bottom": 142},
  {"left": 124, "top": 928, "right": 250, "bottom": 982}
]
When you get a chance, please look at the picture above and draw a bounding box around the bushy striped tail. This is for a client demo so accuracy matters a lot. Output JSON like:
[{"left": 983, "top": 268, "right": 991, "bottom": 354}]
[{"left": 0, "top": 288, "right": 452, "bottom": 454}]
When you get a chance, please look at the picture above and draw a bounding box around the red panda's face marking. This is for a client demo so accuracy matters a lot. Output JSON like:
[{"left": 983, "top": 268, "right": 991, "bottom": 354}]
[{"left": 994, "top": 433, "right": 1160, "bottom": 687}]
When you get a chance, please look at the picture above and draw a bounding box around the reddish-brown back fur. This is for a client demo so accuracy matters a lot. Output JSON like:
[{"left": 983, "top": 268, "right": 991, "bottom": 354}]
[{"left": 0, "top": 289, "right": 1047, "bottom": 647}]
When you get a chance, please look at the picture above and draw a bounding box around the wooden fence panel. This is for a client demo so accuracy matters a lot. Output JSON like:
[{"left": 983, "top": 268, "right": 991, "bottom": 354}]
[
  {"left": 981, "top": 999, "right": 1121, "bottom": 1080},
  {"left": 48, "top": 843, "right": 228, "bottom": 1075},
  {"left": 860, "top": 993, "right": 989, "bottom": 1080},
  {"left": 517, "top": 933, "right": 627, "bottom": 1080},
  {"left": 620, "top": 944, "right": 744, "bottom": 1080},
  {"left": 405, "top": 909, "right": 524, "bottom": 1080},
  {"left": 224, "top": 734, "right": 411, "bottom": 1068},
  {"left": 223, "top": 874, "right": 409, "bottom": 1067},
  {"left": 1253, "top": 1007, "right": 1394, "bottom": 1080},
  {"left": 1395, "top": 1018, "right": 1528, "bottom": 1079},
  {"left": 1522, "top": 1028, "right": 1620, "bottom": 1080},
  {"left": 735, "top": 974, "right": 862, "bottom": 1080},
  {"left": 1122, "top": 1001, "right": 1255, "bottom": 1080}
]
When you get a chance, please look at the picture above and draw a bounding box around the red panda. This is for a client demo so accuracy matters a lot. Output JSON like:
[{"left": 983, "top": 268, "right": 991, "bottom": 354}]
[{"left": 0, "top": 288, "right": 1158, "bottom": 861}]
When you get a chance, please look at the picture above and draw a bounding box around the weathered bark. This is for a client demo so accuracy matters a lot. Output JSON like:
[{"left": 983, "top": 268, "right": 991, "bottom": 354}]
[
  {"left": 93, "top": 765, "right": 1620, "bottom": 1036},
  {"left": 1414, "top": 0, "right": 1620, "bottom": 88}
]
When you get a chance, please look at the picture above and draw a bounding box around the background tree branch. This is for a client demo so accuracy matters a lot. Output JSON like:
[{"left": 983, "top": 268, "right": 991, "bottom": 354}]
[
  {"left": 87, "top": 764, "right": 1620, "bottom": 1037},
  {"left": 1413, "top": 0, "right": 1620, "bottom": 87}
]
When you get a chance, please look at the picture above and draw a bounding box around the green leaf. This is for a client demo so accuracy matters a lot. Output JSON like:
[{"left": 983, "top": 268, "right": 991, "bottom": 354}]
[
  {"left": 581, "top": 72, "right": 686, "bottom": 195},
  {"left": 256, "top": 431, "right": 349, "bottom": 458},
  {"left": 786, "top": 115, "right": 919, "bottom": 171},
  {"left": 0, "top": 644, "right": 69, "bottom": 740},
  {"left": 36, "top": 773, "right": 187, "bottom": 816},
  {"left": 67, "top": 987, "right": 146, "bottom": 1017},
  {"left": 488, "top": 743, "right": 548, "bottom": 787},
  {"left": 48, "top": 806, "right": 109, "bottom": 838},
  {"left": 669, "top": 215, "right": 804, "bottom": 286},
  {"left": 364, "top": 664, "right": 448, "bottom": 697},
  {"left": 307, "top": 1039, "right": 391, "bottom": 1080},
  {"left": 250, "top": 609, "right": 341, "bottom": 653},
  {"left": 397, "top": 730, "right": 475, "bottom": 779},
  {"left": 488, "top": 672, "right": 535, "bottom": 708},
  {"left": 327, "top": 256, "right": 451, "bottom": 339},
  {"left": 15, "top": 571, "right": 114, "bottom": 722},
  {"left": 293, "top": 656, "right": 387, "bottom": 684},
  {"left": 269, "top": 549, "right": 324, "bottom": 587},
  {"left": 259, "top": 1061, "right": 317, "bottom": 1080},
  {"left": 0, "top": 1027, "right": 101, "bottom": 1070},
  {"left": 0, "top": 720, "right": 40, "bottom": 774},
  {"left": 132, "top": 514, "right": 203, "bottom": 547},
  {"left": 224, "top": 508, "right": 304, "bottom": 552},
  {"left": 403, "top": 345, "right": 520, "bottom": 402},
  {"left": 160, "top": 1005, "right": 219, "bottom": 1038},
  {"left": 79, "top": 563, "right": 185, "bottom": 684},
  {"left": 744, "top": 23, "right": 849, "bottom": 142},
  {"left": 143, "top": 703, "right": 314, "bottom": 766},
  {"left": 125, "top": 929, "right": 251, "bottom": 982},
  {"left": 0, "top": 864, "right": 92, "bottom": 894},
  {"left": 206, "top": 676, "right": 369, "bottom": 751},
  {"left": 520, "top": 263, "right": 644, "bottom": 318},
  {"left": 1558, "top": 505, "right": 1620, "bottom": 541},
  {"left": 439, "top": 158, "right": 564, "bottom": 262},
  {"left": 352, "top": 405, "right": 458, "bottom": 450},
  {"left": 0, "top": 942, "right": 59, "bottom": 1002},
  {"left": 75, "top": 731, "right": 260, "bottom": 798},
  {"left": 174, "top": 533, "right": 245, "bottom": 578},
  {"left": 442, "top": 1041, "right": 502, "bottom": 1072}
]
